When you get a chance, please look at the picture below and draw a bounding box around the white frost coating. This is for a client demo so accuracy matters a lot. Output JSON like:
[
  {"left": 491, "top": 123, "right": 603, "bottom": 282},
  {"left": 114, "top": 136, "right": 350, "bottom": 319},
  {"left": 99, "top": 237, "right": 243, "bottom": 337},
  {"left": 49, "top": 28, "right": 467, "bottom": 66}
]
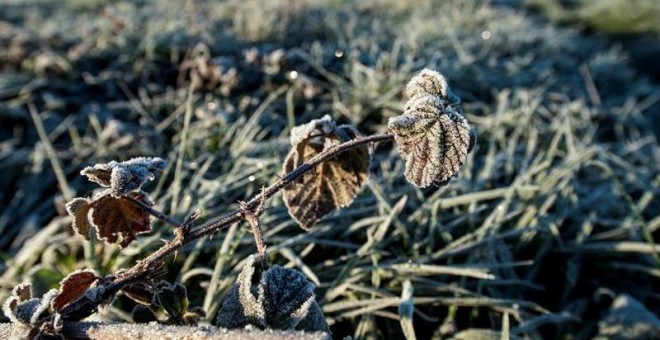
[
  {"left": 13, "top": 299, "right": 41, "bottom": 324},
  {"left": 287, "top": 295, "right": 316, "bottom": 330},
  {"left": 406, "top": 68, "right": 449, "bottom": 99},
  {"left": 2, "top": 282, "right": 33, "bottom": 325},
  {"left": 388, "top": 70, "right": 476, "bottom": 188},
  {"left": 30, "top": 289, "right": 58, "bottom": 326},
  {"left": 80, "top": 157, "right": 167, "bottom": 197},
  {"left": 289, "top": 115, "right": 336, "bottom": 147}
]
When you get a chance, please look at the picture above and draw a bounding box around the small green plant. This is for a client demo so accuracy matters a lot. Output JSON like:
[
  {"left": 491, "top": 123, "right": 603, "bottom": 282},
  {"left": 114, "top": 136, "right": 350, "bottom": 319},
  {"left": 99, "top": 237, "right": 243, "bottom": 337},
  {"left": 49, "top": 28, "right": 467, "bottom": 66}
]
[{"left": 2, "top": 69, "right": 475, "bottom": 338}]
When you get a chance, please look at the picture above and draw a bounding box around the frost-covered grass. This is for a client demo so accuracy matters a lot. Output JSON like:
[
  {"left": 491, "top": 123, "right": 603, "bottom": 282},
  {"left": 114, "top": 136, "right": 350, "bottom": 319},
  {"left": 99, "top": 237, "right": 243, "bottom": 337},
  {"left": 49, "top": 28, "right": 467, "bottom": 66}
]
[{"left": 0, "top": 0, "right": 658, "bottom": 338}]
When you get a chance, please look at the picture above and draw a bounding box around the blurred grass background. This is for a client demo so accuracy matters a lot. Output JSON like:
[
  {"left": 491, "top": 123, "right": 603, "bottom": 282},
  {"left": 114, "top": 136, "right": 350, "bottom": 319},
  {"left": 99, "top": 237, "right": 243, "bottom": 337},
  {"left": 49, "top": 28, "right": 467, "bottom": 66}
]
[{"left": 0, "top": 0, "right": 658, "bottom": 338}]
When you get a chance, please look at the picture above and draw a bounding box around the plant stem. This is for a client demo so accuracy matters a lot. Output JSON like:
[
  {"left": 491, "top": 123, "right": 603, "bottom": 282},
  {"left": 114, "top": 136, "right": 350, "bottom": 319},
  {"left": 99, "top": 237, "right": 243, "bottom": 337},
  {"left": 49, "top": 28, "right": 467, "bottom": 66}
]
[
  {"left": 240, "top": 201, "right": 269, "bottom": 270},
  {"left": 58, "top": 133, "right": 394, "bottom": 321},
  {"left": 123, "top": 194, "right": 182, "bottom": 227},
  {"left": 191, "top": 133, "right": 394, "bottom": 239}
]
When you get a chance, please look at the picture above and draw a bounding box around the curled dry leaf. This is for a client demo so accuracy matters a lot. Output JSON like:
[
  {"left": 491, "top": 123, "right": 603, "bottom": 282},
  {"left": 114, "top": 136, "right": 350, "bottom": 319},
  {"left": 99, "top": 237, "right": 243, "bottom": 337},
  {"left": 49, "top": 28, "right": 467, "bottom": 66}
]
[
  {"left": 388, "top": 69, "right": 476, "bottom": 188},
  {"left": 215, "top": 256, "right": 329, "bottom": 332},
  {"left": 215, "top": 256, "right": 266, "bottom": 329},
  {"left": 80, "top": 157, "right": 167, "bottom": 197},
  {"left": 90, "top": 191, "right": 153, "bottom": 248},
  {"left": 51, "top": 270, "right": 100, "bottom": 312},
  {"left": 283, "top": 115, "right": 370, "bottom": 230},
  {"left": 65, "top": 198, "right": 92, "bottom": 241}
]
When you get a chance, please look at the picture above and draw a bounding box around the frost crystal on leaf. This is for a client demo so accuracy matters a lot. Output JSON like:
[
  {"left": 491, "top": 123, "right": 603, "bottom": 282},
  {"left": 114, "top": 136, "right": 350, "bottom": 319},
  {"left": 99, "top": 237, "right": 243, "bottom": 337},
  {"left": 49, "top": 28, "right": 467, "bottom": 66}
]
[
  {"left": 406, "top": 68, "right": 450, "bottom": 99},
  {"left": 389, "top": 70, "right": 476, "bottom": 188},
  {"left": 2, "top": 283, "right": 58, "bottom": 327},
  {"left": 258, "top": 265, "right": 316, "bottom": 330},
  {"left": 215, "top": 256, "right": 266, "bottom": 329},
  {"left": 2, "top": 282, "right": 33, "bottom": 325},
  {"left": 80, "top": 157, "right": 167, "bottom": 197},
  {"left": 30, "top": 289, "right": 58, "bottom": 326},
  {"left": 289, "top": 114, "right": 337, "bottom": 148},
  {"left": 283, "top": 116, "right": 370, "bottom": 230},
  {"left": 215, "top": 255, "right": 329, "bottom": 333},
  {"left": 13, "top": 299, "right": 41, "bottom": 324}
]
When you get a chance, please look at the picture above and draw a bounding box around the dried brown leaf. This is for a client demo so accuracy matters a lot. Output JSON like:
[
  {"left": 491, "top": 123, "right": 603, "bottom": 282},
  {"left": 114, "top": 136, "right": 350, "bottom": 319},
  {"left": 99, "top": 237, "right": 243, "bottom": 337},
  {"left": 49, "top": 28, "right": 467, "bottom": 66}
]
[
  {"left": 283, "top": 116, "right": 370, "bottom": 230},
  {"left": 389, "top": 70, "right": 476, "bottom": 188},
  {"left": 90, "top": 191, "right": 153, "bottom": 248},
  {"left": 65, "top": 198, "right": 92, "bottom": 241},
  {"left": 51, "top": 270, "right": 99, "bottom": 312},
  {"left": 13, "top": 283, "right": 32, "bottom": 302}
]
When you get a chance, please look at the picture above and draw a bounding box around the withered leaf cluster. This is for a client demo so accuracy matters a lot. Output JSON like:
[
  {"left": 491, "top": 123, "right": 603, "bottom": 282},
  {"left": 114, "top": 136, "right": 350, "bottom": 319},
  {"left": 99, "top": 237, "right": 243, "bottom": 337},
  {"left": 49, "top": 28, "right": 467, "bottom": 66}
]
[
  {"left": 2, "top": 270, "right": 101, "bottom": 334},
  {"left": 66, "top": 191, "right": 153, "bottom": 248},
  {"left": 283, "top": 115, "right": 370, "bottom": 230},
  {"left": 388, "top": 69, "right": 476, "bottom": 188},
  {"left": 66, "top": 157, "right": 166, "bottom": 248}
]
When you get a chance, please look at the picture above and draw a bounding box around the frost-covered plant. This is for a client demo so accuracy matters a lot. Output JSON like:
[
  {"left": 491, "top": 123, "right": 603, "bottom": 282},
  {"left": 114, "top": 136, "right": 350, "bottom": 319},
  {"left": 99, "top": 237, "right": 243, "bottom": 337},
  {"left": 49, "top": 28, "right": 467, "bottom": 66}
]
[
  {"left": 215, "top": 256, "right": 328, "bottom": 332},
  {"left": 2, "top": 69, "right": 475, "bottom": 337},
  {"left": 388, "top": 69, "right": 476, "bottom": 187}
]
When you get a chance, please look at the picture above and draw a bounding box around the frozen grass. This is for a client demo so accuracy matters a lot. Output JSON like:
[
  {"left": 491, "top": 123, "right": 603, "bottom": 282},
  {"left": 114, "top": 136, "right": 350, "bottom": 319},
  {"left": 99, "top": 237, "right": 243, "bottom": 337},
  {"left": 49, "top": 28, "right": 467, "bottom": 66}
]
[
  {"left": 0, "top": 0, "right": 659, "bottom": 338},
  {"left": 527, "top": 0, "right": 660, "bottom": 34}
]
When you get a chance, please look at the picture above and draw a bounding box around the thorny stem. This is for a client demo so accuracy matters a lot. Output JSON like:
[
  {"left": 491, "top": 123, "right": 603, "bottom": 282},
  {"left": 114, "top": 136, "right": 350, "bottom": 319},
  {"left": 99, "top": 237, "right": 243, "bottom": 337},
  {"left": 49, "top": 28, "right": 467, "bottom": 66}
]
[
  {"left": 57, "top": 133, "right": 394, "bottom": 321},
  {"left": 240, "top": 201, "right": 269, "bottom": 271}
]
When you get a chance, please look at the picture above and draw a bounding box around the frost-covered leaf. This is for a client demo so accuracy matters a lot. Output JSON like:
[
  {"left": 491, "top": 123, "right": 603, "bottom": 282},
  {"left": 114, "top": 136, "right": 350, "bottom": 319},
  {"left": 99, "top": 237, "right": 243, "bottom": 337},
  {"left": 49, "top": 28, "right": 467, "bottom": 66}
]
[
  {"left": 65, "top": 198, "right": 92, "bottom": 241},
  {"left": 258, "top": 265, "right": 316, "bottom": 330},
  {"left": 215, "top": 256, "right": 329, "bottom": 332},
  {"left": 80, "top": 163, "right": 113, "bottom": 187},
  {"left": 404, "top": 68, "right": 463, "bottom": 106},
  {"left": 12, "top": 299, "right": 41, "bottom": 324},
  {"left": 51, "top": 270, "right": 99, "bottom": 312},
  {"left": 388, "top": 70, "right": 476, "bottom": 188},
  {"left": 283, "top": 115, "right": 370, "bottom": 230},
  {"left": 293, "top": 298, "right": 330, "bottom": 333},
  {"left": 406, "top": 68, "right": 451, "bottom": 99},
  {"left": 3, "top": 286, "right": 57, "bottom": 326},
  {"left": 30, "top": 289, "right": 57, "bottom": 326},
  {"left": 90, "top": 191, "right": 153, "bottom": 248},
  {"left": 80, "top": 157, "right": 167, "bottom": 196},
  {"left": 2, "top": 283, "right": 33, "bottom": 324},
  {"left": 215, "top": 256, "right": 266, "bottom": 329}
]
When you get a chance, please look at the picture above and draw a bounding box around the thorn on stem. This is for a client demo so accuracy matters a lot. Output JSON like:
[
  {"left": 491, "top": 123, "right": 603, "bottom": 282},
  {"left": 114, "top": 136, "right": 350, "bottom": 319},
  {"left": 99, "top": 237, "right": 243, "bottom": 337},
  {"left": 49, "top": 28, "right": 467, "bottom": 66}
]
[{"left": 239, "top": 200, "right": 269, "bottom": 270}]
